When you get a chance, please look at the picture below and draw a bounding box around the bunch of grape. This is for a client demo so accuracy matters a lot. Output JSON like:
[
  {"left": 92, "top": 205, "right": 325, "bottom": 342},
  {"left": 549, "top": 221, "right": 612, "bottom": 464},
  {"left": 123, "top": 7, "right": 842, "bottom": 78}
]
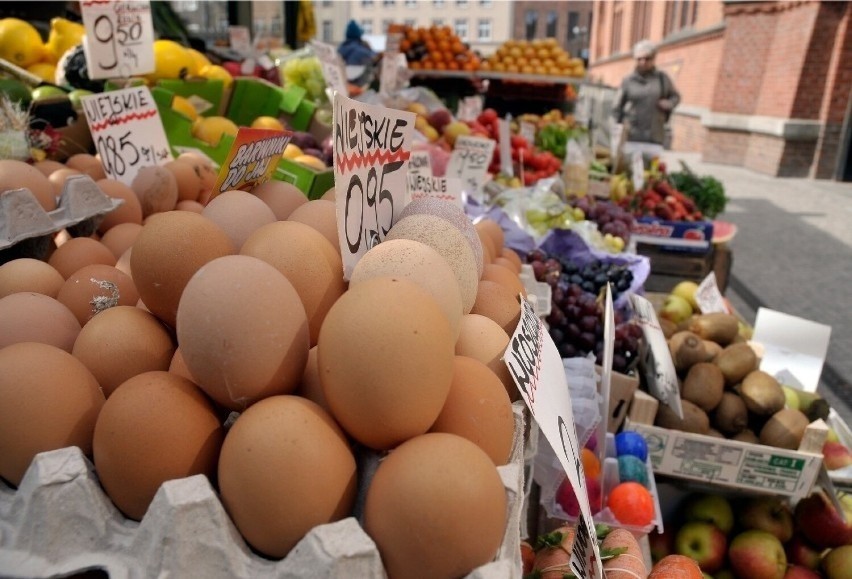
[
  {"left": 568, "top": 197, "right": 635, "bottom": 252},
  {"left": 527, "top": 249, "right": 642, "bottom": 373},
  {"left": 281, "top": 55, "right": 327, "bottom": 103}
]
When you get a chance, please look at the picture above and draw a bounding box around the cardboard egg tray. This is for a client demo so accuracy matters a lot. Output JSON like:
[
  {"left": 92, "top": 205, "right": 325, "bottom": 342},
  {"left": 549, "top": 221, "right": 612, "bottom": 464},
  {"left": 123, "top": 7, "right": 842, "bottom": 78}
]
[
  {"left": 0, "top": 175, "right": 122, "bottom": 264},
  {"left": 0, "top": 402, "right": 527, "bottom": 578}
]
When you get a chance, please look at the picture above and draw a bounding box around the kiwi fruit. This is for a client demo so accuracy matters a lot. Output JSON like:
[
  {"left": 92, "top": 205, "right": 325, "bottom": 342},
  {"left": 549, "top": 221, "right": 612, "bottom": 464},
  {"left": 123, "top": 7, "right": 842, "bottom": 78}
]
[
  {"left": 706, "top": 428, "right": 726, "bottom": 439},
  {"left": 731, "top": 429, "right": 760, "bottom": 444},
  {"left": 669, "top": 331, "right": 708, "bottom": 372},
  {"left": 655, "top": 399, "right": 711, "bottom": 434},
  {"left": 714, "top": 342, "right": 759, "bottom": 385},
  {"left": 760, "top": 408, "right": 810, "bottom": 450},
  {"left": 681, "top": 362, "right": 725, "bottom": 411},
  {"left": 689, "top": 313, "right": 740, "bottom": 346},
  {"left": 737, "top": 370, "right": 786, "bottom": 416},
  {"left": 712, "top": 392, "right": 749, "bottom": 435},
  {"left": 702, "top": 340, "right": 723, "bottom": 362},
  {"left": 659, "top": 317, "right": 678, "bottom": 339}
]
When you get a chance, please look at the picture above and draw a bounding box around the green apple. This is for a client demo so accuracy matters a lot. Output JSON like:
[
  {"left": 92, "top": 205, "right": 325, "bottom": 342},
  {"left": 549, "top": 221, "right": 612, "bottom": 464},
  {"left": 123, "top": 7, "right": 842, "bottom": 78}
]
[
  {"left": 671, "top": 280, "right": 700, "bottom": 311},
  {"left": 781, "top": 385, "right": 801, "bottom": 411},
  {"left": 67, "top": 89, "right": 93, "bottom": 108},
  {"left": 826, "top": 428, "right": 840, "bottom": 443},
  {"left": 675, "top": 521, "right": 728, "bottom": 574},
  {"left": 659, "top": 293, "right": 693, "bottom": 324},
  {"left": 684, "top": 493, "right": 735, "bottom": 534},
  {"left": 30, "top": 85, "right": 67, "bottom": 101}
]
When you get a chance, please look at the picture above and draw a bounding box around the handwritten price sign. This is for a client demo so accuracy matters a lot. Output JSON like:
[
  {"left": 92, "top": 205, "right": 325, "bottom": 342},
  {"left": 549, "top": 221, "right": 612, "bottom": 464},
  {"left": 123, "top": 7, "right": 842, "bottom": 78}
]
[
  {"left": 209, "top": 128, "right": 291, "bottom": 203},
  {"left": 446, "top": 135, "right": 495, "bottom": 198},
  {"left": 405, "top": 174, "right": 462, "bottom": 207},
  {"left": 81, "top": 0, "right": 155, "bottom": 80},
  {"left": 503, "top": 299, "right": 602, "bottom": 578},
  {"left": 333, "top": 93, "right": 414, "bottom": 280},
  {"left": 81, "top": 86, "right": 171, "bottom": 186}
]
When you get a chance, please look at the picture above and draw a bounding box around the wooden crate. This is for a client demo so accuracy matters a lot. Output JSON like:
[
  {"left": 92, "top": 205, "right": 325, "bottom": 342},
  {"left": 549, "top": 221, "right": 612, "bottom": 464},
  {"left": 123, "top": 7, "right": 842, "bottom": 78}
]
[{"left": 638, "top": 242, "right": 732, "bottom": 293}]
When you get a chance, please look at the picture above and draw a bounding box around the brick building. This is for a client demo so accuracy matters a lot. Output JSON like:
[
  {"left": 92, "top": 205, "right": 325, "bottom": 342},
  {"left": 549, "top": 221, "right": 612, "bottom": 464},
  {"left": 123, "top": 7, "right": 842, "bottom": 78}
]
[
  {"left": 588, "top": 1, "right": 852, "bottom": 180},
  {"left": 509, "top": 1, "right": 594, "bottom": 62}
]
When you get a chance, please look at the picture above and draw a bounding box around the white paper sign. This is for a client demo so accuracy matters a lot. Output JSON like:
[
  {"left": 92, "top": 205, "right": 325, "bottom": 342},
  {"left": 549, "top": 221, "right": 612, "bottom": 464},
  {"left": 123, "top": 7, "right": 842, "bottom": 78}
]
[
  {"left": 333, "top": 93, "right": 415, "bottom": 280},
  {"left": 80, "top": 0, "right": 155, "bottom": 80},
  {"left": 631, "top": 150, "right": 645, "bottom": 192},
  {"left": 594, "top": 285, "right": 615, "bottom": 511},
  {"left": 503, "top": 299, "right": 603, "bottom": 579},
  {"left": 696, "top": 272, "right": 729, "bottom": 314},
  {"left": 406, "top": 174, "right": 462, "bottom": 207},
  {"left": 380, "top": 52, "right": 408, "bottom": 96},
  {"left": 629, "top": 294, "right": 683, "bottom": 418},
  {"left": 753, "top": 308, "right": 831, "bottom": 393},
  {"left": 407, "top": 150, "right": 432, "bottom": 176},
  {"left": 520, "top": 121, "right": 536, "bottom": 146},
  {"left": 445, "top": 135, "right": 496, "bottom": 196},
  {"left": 498, "top": 117, "right": 513, "bottom": 177},
  {"left": 456, "top": 95, "right": 483, "bottom": 122},
  {"left": 81, "top": 86, "right": 172, "bottom": 186},
  {"left": 228, "top": 26, "right": 252, "bottom": 55},
  {"left": 310, "top": 40, "right": 348, "bottom": 97}
]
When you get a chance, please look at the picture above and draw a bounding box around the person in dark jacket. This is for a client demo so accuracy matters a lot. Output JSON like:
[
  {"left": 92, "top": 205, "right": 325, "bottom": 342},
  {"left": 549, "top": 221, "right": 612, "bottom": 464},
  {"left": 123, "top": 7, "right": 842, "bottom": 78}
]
[
  {"left": 612, "top": 39, "right": 680, "bottom": 155},
  {"left": 338, "top": 20, "right": 377, "bottom": 66}
]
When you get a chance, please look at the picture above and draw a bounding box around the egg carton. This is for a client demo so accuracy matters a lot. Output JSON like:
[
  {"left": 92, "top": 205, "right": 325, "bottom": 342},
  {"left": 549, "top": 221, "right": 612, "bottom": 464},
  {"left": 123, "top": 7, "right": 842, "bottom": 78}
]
[
  {"left": 0, "top": 175, "right": 122, "bottom": 263},
  {"left": 0, "top": 402, "right": 527, "bottom": 579}
]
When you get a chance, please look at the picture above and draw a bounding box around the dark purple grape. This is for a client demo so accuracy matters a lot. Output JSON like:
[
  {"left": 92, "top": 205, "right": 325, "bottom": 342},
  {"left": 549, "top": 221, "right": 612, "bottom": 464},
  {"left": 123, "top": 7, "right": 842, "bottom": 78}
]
[
  {"left": 580, "top": 316, "right": 597, "bottom": 331},
  {"left": 526, "top": 249, "right": 547, "bottom": 263},
  {"left": 531, "top": 260, "right": 546, "bottom": 281},
  {"left": 550, "top": 328, "right": 565, "bottom": 344},
  {"left": 613, "top": 354, "right": 627, "bottom": 372},
  {"left": 566, "top": 323, "right": 581, "bottom": 339},
  {"left": 544, "top": 258, "right": 562, "bottom": 274},
  {"left": 579, "top": 332, "right": 596, "bottom": 350},
  {"left": 544, "top": 270, "right": 561, "bottom": 288},
  {"left": 559, "top": 342, "right": 578, "bottom": 358},
  {"left": 547, "top": 306, "right": 566, "bottom": 327},
  {"left": 552, "top": 287, "right": 565, "bottom": 304}
]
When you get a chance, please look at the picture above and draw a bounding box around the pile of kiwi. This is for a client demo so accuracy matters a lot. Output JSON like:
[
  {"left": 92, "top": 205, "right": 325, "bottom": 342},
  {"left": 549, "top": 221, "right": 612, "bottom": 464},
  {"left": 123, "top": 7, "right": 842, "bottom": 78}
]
[{"left": 652, "top": 312, "right": 826, "bottom": 451}]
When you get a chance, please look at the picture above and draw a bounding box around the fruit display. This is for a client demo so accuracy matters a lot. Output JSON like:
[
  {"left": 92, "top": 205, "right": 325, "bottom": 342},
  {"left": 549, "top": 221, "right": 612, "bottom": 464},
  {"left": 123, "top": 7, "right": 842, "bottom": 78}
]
[
  {"left": 279, "top": 50, "right": 327, "bottom": 102},
  {"left": 394, "top": 24, "right": 481, "bottom": 72},
  {"left": 480, "top": 37, "right": 585, "bottom": 78},
  {"left": 566, "top": 196, "right": 635, "bottom": 252}
]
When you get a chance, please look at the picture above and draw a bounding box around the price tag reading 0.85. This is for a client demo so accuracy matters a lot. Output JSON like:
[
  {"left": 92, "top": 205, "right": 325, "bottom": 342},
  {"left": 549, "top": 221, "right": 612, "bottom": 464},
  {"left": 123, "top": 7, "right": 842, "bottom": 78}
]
[{"left": 81, "top": 0, "right": 155, "bottom": 80}]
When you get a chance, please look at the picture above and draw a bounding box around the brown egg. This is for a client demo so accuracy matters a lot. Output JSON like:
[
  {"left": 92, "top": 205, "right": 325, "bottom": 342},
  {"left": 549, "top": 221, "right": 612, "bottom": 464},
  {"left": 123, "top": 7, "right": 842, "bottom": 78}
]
[
  {"left": 168, "top": 347, "right": 194, "bottom": 381},
  {"left": 92, "top": 371, "right": 224, "bottom": 520},
  {"left": 131, "top": 165, "right": 179, "bottom": 217},
  {"left": 176, "top": 152, "right": 218, "bottom": 197},
  {"left": 481, "top": 263, "right": 526, "bottom": 298},
  {"left": 218, "top": 395, "right": 357, "bottom": 558},
  {"left": 130, "top": 211, "right": 235, "bottom": 328},
  {"left": 0, "top": 342, "right": 105, "bottom": 486},
  {"left": 429, "top": 356, "right": 514, "bottom": 465},
  {"left": 287, "top": 199, "right": 339, "bottom": 251},
  {"left": 99, "top": 222, "right": 143, "bottom": 259},
  {"left": 493, "top": 255, "right": 520, "bottom": 275},
  {"left": 387, "top": 214, "right": 479, "bottom": 314},
  {"left": 48, "top": 236, "right": 116, "bottom": 279},
  {"left": 251, "top": 180, "right": 308, "bottom": 220},
  {"left": 0, "top": 292, "right": 81, "bottom": 351},
  {"left": 115, "top": 246, "right": 132, "bottom": 276},
  {"left": 318, "top": 277, "right": 454, "bottom": 450},
  {"left": 163, "top": 159, "right": 204, "bottom": 202},
  {"left": 175, "top": 199, "right": 204, "bottom": 213},
  {"left": 241, "top": 221, "right": 345, "bottom": 346},
  {"left": 455, "top": 313, "right": 517, "bottom": 401},
  {"left": 57, "top": 264, "right": 139, "bottom": 326},
  {"left": 47, "top": 168, "right": 82, "bottom": 196},
  {"left": 350, "top": 238, "right": 463, "bottom": 340},
  {"left": 32, "top": 159, "right": 67, "bottom": 177},
  {"left": 470, "top": 280, "right": 523, "bottom": 336},
  {"left": 500, "top": 247, "right": 523, "bottom": 272},
  {"left": 363, "top": 432, "right": 507, "bottom": 579},
  {"left": 66, "top": 153, "right": 107, "bottom": 181},
  {"left": 475, "top": 219, "right": 505, "bottom": 256},
  {"left": 320, "top": 187, "right": 335, "bottom": 201},
  {"left": 295, "top": 346, "right": 329, "bottom": 414},
  {"left": 398, "top": 198, "right": 484, "bottom": 277},
  {"left": 176, "top": 255, "right": 309, "bottom": 410},
  {"left": 479, "top": 235, "right": 495, "bottom": 266},
  {"left": 0, "top": 258, "right": 65, "bottom": 298},
  {"left": 0, "top": 159, "right": 57, "bottom": 211},
  {"left": 202, "top": 190, "right": 276, "bottom": 251},
  {"left": 72, "top": 306, "right": 175, "bottom": 398},
  {"left": 96, "top": 179, "right": 143, "bottom": 234}
]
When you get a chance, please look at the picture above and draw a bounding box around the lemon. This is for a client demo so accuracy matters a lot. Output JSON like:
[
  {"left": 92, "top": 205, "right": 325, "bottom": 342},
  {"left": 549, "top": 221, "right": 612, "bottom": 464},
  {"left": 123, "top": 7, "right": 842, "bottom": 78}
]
[
  {"left": 45, "top": 17, "right": 84, "bottom": 64},
  {"left": 147, "top": 39, "right": 193, "bottom": 83},
  {"left": 282, "top": 143, "right": 303, "bottom": 160},
  {"left": 250, "top": 116, "right": 285, "bottom": 131},
  {"left": 198, "top": 64, "right": 234, "bottom": 88},
  {"left": 172, "top": 95, "right": 198, "bottom": 122},
  {"left": 26, "top": 62, "right": 57, "bottom": 83},
  {"left": 191, "top": 115, "right": 239, "bottom": 146},
  {"left": 0, "top": 18, "right": 45, "bottom": 67},
  {"left": 186, "top": 48, "right": 212, "bottom": 75}
]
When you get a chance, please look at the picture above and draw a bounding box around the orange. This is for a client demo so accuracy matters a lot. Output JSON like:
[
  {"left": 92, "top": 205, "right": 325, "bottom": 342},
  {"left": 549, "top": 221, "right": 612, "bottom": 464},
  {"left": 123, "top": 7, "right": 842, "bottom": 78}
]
[
  {"left": 580, "top": 448, "right": 601, "bottom": 479},
  {"left": 607, "top": 481, "right": 655, "bottom": 527}
]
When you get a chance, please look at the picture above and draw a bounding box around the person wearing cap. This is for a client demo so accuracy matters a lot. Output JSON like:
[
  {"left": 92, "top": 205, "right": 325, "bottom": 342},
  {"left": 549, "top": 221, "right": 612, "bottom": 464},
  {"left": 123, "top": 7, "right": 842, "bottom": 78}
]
[
  {"left": 612, "top": 40, "right": 680, "bottom": 157},
  {"left": 338, "top": 20, "right": 377, "bottom": 66}
]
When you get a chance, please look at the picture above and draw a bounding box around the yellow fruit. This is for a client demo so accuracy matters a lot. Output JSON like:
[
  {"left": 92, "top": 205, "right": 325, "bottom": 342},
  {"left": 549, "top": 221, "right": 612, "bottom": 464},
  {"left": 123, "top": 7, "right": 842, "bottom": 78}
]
[
  {"left": 282, "top": 143, "right": 303, "bottom": 159},
  {"left": 148, "top": 39, "right": 193, "bottom": 82},
  {"left": 198, "top": 64, "right": 234, "bottom": 88},
  {"left": 186, "top": 48, "right": 212, "bottom": 75},
  {"left": 171, "top": 95, "right": 198, "bottom": 122},
  {"left": 191, "top": 116, "right": 239, "bottom": 146},
  {"left": 0, "top": 18, "right": 45, "bottom": 67},
  {"left": 292, "top": 154, "right": 327, "bottom": 171},
  {"left": 27, "top": 62, "right": 56, "bottom": 83},
  {"left": 250, "top": 116, "right": 285, "bottom": 131},
  {"left": 45, "top": 17, "right": 84, "bottom": 64}
]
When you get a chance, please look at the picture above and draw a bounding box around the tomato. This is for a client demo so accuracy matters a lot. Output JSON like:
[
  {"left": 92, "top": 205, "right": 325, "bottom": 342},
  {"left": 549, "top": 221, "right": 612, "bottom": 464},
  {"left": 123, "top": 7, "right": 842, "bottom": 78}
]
[
  {"left": 478, "top": 108, "right": 498, "bottom": 125},
  {"left": 510, "top": 134, "right": 529, "bottom": 150}
]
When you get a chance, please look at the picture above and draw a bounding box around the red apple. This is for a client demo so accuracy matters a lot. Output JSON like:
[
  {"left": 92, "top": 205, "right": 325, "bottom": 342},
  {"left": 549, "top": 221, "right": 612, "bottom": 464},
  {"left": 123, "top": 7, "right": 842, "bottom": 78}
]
[
  {"left": 794, "top": 490, "right": 852, "bottom": 549},
  {"left": 821, "top": 544, "right": 852, "bottom": 579},
  {"left": 738, "top": 495, "right": 795, "bottom": 543},
  {"left": 427, "top": 109, "right": 452, "bottom": 133},
  {"left": 823, "top": 441, "right": 852, "bottom": 470},
  {"left": 648, "top": 528, "right": 675, "bottom": 563},
  {"left": 685, "top": 493, "right": 735, "bottom": 535},
  {"left": 728, "top": 530, "right": 787, "bottom": 579},
  {"left": 786, "top": 533, "right": 825, "bottom": 570},
  {"left": 784, "top": 565, "right": 823, "bottom": 579},
  {"left": 674, "top": 521, "right": 728, "bottom": 574}
]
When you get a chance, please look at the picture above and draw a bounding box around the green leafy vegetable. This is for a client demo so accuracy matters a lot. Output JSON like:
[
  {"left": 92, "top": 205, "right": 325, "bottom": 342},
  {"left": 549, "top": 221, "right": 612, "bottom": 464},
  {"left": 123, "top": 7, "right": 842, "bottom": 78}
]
[{"left": 667, "top": 161, "right": 728, "bottom": 218}]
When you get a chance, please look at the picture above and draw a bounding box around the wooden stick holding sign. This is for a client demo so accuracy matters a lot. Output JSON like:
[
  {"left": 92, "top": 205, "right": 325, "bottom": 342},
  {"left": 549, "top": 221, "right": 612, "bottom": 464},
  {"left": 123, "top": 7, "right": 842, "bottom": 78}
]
[
  {"left": 503, "top": 298, "right": 603, "bottom": 579},
  {"left": 333, "top": 93, "right": 415, "bottom": 280}
]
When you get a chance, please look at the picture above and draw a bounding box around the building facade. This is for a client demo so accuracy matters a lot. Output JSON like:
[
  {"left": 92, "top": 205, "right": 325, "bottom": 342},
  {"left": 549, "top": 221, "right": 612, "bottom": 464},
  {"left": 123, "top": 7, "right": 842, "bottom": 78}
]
[
  {"left": 510, "top": 1, "right": 593, "bottom": 62},
  {"left": 588, "top": 0, "right": 852, "bottom": 180}
]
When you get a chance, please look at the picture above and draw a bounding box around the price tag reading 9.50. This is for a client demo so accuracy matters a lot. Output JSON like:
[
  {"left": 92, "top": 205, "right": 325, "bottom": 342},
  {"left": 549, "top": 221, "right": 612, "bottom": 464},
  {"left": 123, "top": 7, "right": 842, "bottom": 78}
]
[
  {"left": 81, "top": 0, "right": 155, "bottom": 80},
  {"left": 446, "top": 135, "right": 496, "bottom": 195},
  {"left": 333, "top": 93, "right": 415, "bottom": 280}
]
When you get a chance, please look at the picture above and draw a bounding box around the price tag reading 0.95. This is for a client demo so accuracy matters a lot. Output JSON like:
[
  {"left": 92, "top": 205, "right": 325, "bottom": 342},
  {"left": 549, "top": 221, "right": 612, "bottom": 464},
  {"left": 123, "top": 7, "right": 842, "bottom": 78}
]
[{"left": 81, "top": 0, "right": 155, "bottom": 80}]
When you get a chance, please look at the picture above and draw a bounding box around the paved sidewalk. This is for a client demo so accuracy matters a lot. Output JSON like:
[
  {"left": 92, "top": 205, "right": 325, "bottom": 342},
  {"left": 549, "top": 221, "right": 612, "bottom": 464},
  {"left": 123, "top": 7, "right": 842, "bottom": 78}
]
[{"left": 660, "top": 151, "right": 852, "bottom": 426}]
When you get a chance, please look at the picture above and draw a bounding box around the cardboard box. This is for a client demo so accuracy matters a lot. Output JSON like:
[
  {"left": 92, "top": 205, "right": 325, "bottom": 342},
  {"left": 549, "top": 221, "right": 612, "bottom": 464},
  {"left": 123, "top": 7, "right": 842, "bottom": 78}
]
[
  {"left": 596, "top": 366, "right": 640, "bottom": 433},
  {"left": 631, "top": 217, "right": 714, "bottom": 254}
]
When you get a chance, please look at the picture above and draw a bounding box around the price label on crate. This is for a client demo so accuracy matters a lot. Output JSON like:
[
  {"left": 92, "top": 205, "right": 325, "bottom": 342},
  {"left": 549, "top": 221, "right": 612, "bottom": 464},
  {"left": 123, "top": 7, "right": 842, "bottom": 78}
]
[
  {"left": 503, "top": 299, "right": 603, "bottom": 579},
  {"left": 446, "top": 135, "right": 495, "bottom": 198},
  {"left": 209, "top": 128, "right": 291, "bottom": 203},
  {"left": 310, "top": 40, "right": 348, "bottom": 97},
  {"left": 81, "top": 86, "right": 171, "bottom": 186},
  {"left": 80, "top": 0, "right": 155, "bottom": 80},
  {"left": 405, "top": 174, "right": 462, "bottom": 207},
  {"left": 407, "top": 150, "right": 432, "bottom": 177},
  {"left": 696, "top": 272, "right": 729, "bottom": 314},
  {"left": 333, "top": 93, "right": 414, "bottom": 280}
]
